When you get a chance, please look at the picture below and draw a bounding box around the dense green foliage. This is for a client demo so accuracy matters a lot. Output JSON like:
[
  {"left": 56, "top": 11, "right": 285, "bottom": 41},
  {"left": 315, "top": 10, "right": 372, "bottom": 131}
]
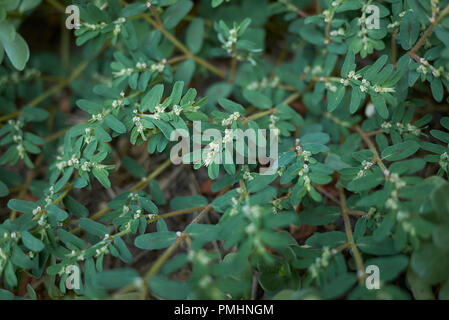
[{"left": 1, "top": 0, "right": 449, "bottom": 300}]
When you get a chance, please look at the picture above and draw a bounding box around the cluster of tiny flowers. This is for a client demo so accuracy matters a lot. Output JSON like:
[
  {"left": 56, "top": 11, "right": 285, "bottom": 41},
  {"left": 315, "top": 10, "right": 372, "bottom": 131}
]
[
  {"left": 228, "top": 188, "right": 244, "bottom": 216},
  {"left": 357, "top": 160, "right": 374, "bottom": 178},
  {"left": 322, "top": 0, "right": 343, "bottom": 43},
  {"left": 344, "top": 71, "right": 395, "bottom": 94},
  {"left": 119, "top": 205, "right": 130, "bottom": 217},
  {"left": 246, "top": 76, "right": 280, "bottom": 90},
  {"left": 381, "top": 121, "right": 421, "bottom": 136},
  {"left": 114, "top": 59, "right": 166, "bottom": 77},
  {"left": 243, "top": 169, "right": 254, "bottom": 181},
  {"left": 95, "top": 235, "right": 111, "bottom": 257},
  {"left": 430, "top": 0, "right": 440, "bottom": 22},
  {"left": 357, "top": 2, "right": 376, "bottom": 49},
  {"left": 416, "top": 58, "right": 445, "bottom": 78},
  {"left": 223, "top": 27, "right": 238, "bottom": 55},
  {"left": 295, "top": 140, "right": 312, "bottom": 162},
  {"left": 172, "top": 104, "right": 182, "bottom": 116},
  {"left": 113, "top": 17, "right": 126, "bottom": 35},
  {"left": 243, "top": 205, "right": 261, "bottom": 220},
  {"left": 309, "top": 247, "right": 337, "bottom": 278},
  {"left": 269, "top": 114, "right": 279, "bottom": 130},
  {"left": 151, "top": 59, "right": 166, "bottom": 72},
  {"left": 188, "top": 250, "right": 211, "bottom": 265},
  {"left": 330, "top": 28, "right": 346, "bottom": 37},
  {"left": 271, "top": 198, "right": 284, "bottom": 214},
  {"left": 389, "top": 173, "right": 406, "bottom": 189},
  {"left": 295, "top": 139, "right": 314, "bottom": 191},
  {"left": 396, "top": 122, "right": 421, "bottom": 136},
  {"left": 82, "top": 21, "right": 107, "bottom": 31},
  {"left": 396, "top": 210, "right": 416, "bottom": 237},
  {"left": 385, "top": 173, "right": 407, "bottom": 210},
  {"left": 221, "top": 112, "right": 240, "bottom": 126},
  {"left": 304, "top": 65, "right": 323, "bottom": 76},
  {"left": 147, "top": 104, "right": 166, "bottom": 120},
  {"left": 0, "top": 247, "right": 7, "bottom": 271},
  {"left": 0, "top": 69, "right": 40, "bottom": 86},
  {"left": 8, "top": 120, "right": 26, "bottom": 159},
  {"left": 298, "top": 163, "right": 309, "bottom": 177},
  {"left": 325, "top": 81, "right": 338, "bottom": 92},
  {"left": 203, "top": 141, "right": 221, "bottom": 167},
  {"left": 81, "top": 17, "right": 126, "bottom": 35},
  {"left": 133, "top": 109, "right": 145, "bottom": 134},
  {"left": 439, "top": 152, "right": 449, "bottom": 173}
]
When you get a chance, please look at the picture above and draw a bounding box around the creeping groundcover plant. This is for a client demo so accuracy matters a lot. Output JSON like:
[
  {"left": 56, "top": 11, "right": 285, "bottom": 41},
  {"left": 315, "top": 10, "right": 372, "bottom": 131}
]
[{"left": 1, "top": 0, "right": 449, "bottom": 300}]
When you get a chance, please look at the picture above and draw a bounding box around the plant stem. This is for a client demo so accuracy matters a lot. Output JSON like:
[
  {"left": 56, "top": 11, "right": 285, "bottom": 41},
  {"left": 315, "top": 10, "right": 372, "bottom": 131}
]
[
  {"left": 408, "top": 4, "right": 449, "bottom": 56},
  {"left": 339, "top": 187, "right": 365, "bottom": 284},
  {"left": 355, "top": 125, "right": 389, "bottom": 178}
]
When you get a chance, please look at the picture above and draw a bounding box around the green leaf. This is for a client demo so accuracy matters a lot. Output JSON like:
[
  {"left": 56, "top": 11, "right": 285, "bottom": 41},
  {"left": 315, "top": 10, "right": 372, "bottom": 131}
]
[
  {"left": 350, "top": 86, "right": 362, "bottom": 113},
  {"left": 430, "top": 78, "right": 444, "bottom": 102},
  {"left": 22, "top": 106, "right": 49, "bottom": 122},
  {"left": 431, "top": 182, "right": 449, "bottom": 222},
  {"left": 163, "top": 0, "right": 193, "bottom": 29},
  {"left": 0, "top": 180, "right": 8, "bottom": 197},
  {"left": 134, "top": 231, "right": 177, "bottom": 250},
  {"left": 399, "top": 11, "right": 420, "bottom": 50},
  {"left": 327, "top": 86, "right": 345, "bottom": 112},
  {"left": 371, "top": 94, "right": 389, "bottom": 119},
  {"left": 95, "top": 268, "right": 140, "bottom": 289},
  {"left": 150, "top": 119, "right": 173, "bottom": 140},
  {"left": 381, "top": 140, "right": 420, "bottom": 161},
  {"left": 7, "top": 199, "right": 35, "bottom": 213},
  {"left": 63, "top": 196, "right": 89, "bottom": 218},
  {"left": 149, "top": 275, "right": 189, "bottom": 299},
  {"left": 22, "top": 231, "right": 44, "bottom": 252},
  {"left": 322, "top": 273, "right": 357, "bottom": 299},
  {"left": 0, "top": 32, "right": 29, "bottom": 70},
  {"left": 121, "top": 3, "right": 147, "bottom": 17},
  {"left": 170, "top": 195, "right": 208, "bottom": 211},
  {"left": 149, "top": 179, "right": 166, "bottom": 205},
  {"left": 105, "top": 114, "right": 126, "bottom": 134},
  {"left": 243, "top": 89, "right": 272, "bottom": 109},
  {"left": 186, "top": 18, "right": 204, "bottom": 54},
  {"left": 122, "top": 156, "right": 146, "bottom": 178},
  {"left": 411, "top": 243, "right": 449, "bottom": 285},
  {"left": 11, "top": 245, "right": 33, "bottom": 269},
  {"left": 365, "top": 255, "right": 409, "bottom": 282},
  {"left": 299, "top": 206, "right": 340, "bottom": 226},
  {"left": 26, "top": 284, "right": 37, "bottom": 300},
  {"left": 141, "top": 84, "right": 163, "bottom": 112},
  {"left": 433, "top": 225, "right": 449, "bottom": 251},
  {"left": 341, "top": 50, "right": 356, "bottom": 78},
  {"left": 259, "top": 230, "right": 292, "bottom": 250},
  {"left": 139, "top": 197, "right": 158, "bottom": 214},
  {"left": 92, "top": 167, "right": 111, "bottom": 188},
  {"left": 211, "top": 0, "right": 224, "bottom": 8},
  {"left": 46, "top": 204, "right": 68, "bottom": 222},
  {"left": 79, "top": 218, "right": 110, "bottom": 237}
]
